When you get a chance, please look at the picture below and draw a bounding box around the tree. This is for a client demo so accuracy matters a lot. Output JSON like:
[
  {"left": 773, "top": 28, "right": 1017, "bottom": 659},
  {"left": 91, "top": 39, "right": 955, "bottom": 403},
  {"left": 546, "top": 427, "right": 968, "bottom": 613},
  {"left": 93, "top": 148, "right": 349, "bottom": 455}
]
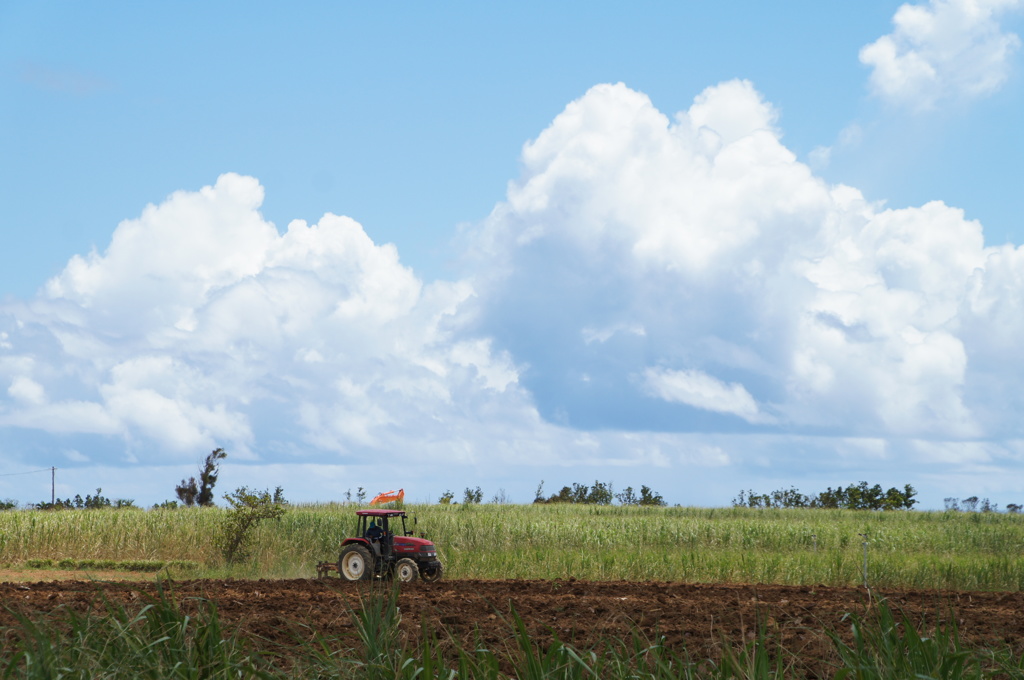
[
  {"left": 175, "top": 479, "right": 198, "bottom": 507},
  {"left": 438, "top": 490, "right": 455, "bottom": 505},
  {"left": 176, "top": 448, "right": 227, "bottom": 507},
  {"left": 219, "top": 486, "right": 287, "bottom": 564},
  {"left": 568, "top": 483, "right": 588, "bottom": 504},
  {"left": 586, "top": 480, "right": 614, "bottom": 505},
  {"left": 272, "top": 486, "right": 287, "bottom": 505},
  {"left": 948, "top": 497, "right": 1008, "bottom": 513},
  {"left": 463, "top": 486, "right": 483, "bottom": 504},
  {"left": 639, "top": 485, "right": 666, "bottom": 506},
  {"left": 616, "top": 486, "right": 639, "bottom": 506},
  {"left": 770, "top": 487, "right": 809, "bottom": 508},
  {"left": 542, "top": 486, "right": 574, "bottom": 503}
]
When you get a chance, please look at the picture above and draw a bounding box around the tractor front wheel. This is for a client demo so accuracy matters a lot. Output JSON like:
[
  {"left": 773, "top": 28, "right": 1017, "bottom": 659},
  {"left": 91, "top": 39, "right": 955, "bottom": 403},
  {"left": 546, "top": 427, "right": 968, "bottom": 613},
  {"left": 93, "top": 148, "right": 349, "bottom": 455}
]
[
  {"left": 338, "top": 545, "right": 373, "bottom": 581},
  {"left": 420, "top": 563, "right": 444, "bottom": 582},
  {"left": 394, "top": 558, "right": 419, "bottom": 583}
]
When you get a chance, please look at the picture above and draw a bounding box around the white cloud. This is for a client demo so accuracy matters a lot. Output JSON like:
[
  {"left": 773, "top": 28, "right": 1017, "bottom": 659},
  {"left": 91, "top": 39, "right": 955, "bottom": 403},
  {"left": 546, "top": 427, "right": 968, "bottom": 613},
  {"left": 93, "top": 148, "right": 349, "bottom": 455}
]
[
  {"left": 0, "top": 174, "right": 522, "bottom": 465},
  {"left": 7, "top": 376, "right": 45, "bottom": 405},
  {"left": 643, "top": 368, "right": 767, "bottom": 423},
  {"left": 2, "top": 80, "right": 1024, "bottom": 507},
  {"left": 860, "top": 0, "right": 1023, "bottom": 110},
  {"left": 470, "top": 80, "right": 1024, "bottom": 446},
  {"left": 0, "top": 400, "right": 121, "bottom": 435},
  {"left": 99, "top": 356, "right": 255, "bottom": 455},
  {"left": 450, "top": 339, "right": 519, "bottom": 392}
]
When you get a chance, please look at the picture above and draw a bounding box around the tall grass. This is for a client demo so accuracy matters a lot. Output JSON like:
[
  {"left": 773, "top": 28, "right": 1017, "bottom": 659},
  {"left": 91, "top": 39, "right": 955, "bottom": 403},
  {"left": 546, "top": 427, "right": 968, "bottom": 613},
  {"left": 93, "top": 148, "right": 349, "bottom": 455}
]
[{"left": 1, "top": 503, "right": 1022, "bottom": 589}]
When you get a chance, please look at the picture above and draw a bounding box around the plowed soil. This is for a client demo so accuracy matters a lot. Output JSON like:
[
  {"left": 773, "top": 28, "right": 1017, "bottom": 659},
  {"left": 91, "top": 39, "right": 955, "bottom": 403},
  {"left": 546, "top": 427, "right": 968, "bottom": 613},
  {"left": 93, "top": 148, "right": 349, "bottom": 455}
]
[{"left": 2, "top": 578, "right": 1022, "bottom": 674}]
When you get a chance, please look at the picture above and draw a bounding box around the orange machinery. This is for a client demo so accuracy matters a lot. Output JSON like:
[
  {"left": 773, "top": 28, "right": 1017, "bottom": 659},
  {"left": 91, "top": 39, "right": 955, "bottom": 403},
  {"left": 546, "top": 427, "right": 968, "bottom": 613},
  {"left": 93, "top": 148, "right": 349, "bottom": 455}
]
[{"left": 369, "top": 488, "right": 405, "bottom": 505}]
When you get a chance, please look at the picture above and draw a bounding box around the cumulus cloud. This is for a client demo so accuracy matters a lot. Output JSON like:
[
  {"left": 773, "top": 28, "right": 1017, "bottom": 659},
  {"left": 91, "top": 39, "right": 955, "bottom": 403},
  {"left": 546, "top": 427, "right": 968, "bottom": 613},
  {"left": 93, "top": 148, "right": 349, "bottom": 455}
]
[
  {"left": 470, "top": 80, "right": 1024, "bottom": 444},
  {"left": 0, "top": 174, "right": 524, "bottom": 464},
  {"left": 859, "top": 0, "right": 1023, "bottom": 110},
  {"left": 2, "top": 79, "right": 1023, "bottom": 506}
]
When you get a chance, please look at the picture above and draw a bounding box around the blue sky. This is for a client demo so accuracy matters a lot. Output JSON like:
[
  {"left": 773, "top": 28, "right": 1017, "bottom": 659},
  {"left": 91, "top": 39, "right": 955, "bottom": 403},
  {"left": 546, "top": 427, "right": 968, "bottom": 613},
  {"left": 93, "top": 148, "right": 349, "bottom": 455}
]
[{"left": 1, "top": 1, "right": 1023, "bottom": 509}]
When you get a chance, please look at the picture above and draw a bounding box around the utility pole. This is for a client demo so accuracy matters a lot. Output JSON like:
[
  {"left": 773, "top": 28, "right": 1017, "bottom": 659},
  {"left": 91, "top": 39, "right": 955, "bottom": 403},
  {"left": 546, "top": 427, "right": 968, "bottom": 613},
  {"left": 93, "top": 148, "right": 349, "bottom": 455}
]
[{"left": 51, "top": 467, "right": 56, "bottom": 504}]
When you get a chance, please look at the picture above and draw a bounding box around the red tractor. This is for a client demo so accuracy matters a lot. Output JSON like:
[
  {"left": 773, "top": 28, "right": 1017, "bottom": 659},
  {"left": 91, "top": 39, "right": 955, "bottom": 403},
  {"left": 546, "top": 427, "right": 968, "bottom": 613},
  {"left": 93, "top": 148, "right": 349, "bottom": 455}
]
[{"left": 319, "top": 509, "right": 443, "bottom": 582}]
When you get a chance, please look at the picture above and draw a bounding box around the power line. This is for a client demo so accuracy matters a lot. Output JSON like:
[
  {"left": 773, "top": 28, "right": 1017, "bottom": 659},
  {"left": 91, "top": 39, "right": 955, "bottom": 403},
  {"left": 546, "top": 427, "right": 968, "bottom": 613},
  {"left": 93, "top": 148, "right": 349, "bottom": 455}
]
[
  {"left": 0, "top": 467, "right": 54, "bottom": 477},
  {"left": 0, "top": 467, "right": 57, "bottom": 503}
]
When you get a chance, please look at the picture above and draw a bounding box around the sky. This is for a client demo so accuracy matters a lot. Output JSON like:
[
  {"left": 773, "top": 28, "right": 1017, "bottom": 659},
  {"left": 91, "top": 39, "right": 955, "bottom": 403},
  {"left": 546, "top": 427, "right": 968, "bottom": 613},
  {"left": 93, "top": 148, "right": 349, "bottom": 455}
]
[{"left": 1, "top": 1, "right": 1023, "bottom": 509}]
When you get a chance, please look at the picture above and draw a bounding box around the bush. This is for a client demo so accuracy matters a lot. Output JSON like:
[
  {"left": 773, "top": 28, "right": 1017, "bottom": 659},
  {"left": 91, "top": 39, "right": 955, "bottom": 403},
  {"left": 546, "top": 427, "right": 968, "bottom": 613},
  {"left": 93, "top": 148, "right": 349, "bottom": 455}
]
[{"left": 219, "top": 486, "right": 288, "bottom": 564}]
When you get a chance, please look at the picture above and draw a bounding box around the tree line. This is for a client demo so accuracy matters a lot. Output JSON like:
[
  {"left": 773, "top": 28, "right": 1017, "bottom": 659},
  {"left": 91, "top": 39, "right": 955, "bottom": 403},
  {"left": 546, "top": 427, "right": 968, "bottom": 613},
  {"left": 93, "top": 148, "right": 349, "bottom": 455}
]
[
  {"left": 945, "top": 496, "right": 1022, "bottom": 514},
  {"left": 33, "top": 488, "right": 136, "bottom": 511},
  {"left": 733, "top": 482, "right": 918, "bottom": 511},
  {"left": 433, "top": 481, "right": 668, "bottom": 506},
  {"left": 533, "top": 480, "right": 667, "bottom": 506},
  {"left": 10, "top": 448, "right": 1022, "bottom": 515}
]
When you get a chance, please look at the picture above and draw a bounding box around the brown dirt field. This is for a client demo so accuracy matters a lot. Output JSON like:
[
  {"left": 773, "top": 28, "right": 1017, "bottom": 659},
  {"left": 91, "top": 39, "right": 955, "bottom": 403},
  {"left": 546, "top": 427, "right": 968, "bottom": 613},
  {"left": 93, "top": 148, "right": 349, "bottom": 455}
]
[{"left": 1, "top": 577, "right": 1022, "bottom": 674}]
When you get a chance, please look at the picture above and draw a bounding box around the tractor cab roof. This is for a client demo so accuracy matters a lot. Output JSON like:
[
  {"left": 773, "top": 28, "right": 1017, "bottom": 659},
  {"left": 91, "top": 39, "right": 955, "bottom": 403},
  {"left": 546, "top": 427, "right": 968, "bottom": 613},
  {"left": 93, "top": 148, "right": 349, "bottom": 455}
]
[{"left": 356, "top": 509, "right": 407, "bottom": 517}]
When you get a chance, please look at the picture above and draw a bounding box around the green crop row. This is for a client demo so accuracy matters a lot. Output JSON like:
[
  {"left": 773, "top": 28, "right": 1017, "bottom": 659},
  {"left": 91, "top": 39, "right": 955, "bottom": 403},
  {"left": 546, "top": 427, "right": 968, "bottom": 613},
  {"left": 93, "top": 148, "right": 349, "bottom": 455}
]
[
  {"left": 1, "top": 503, "right": 1022, "bottom": 589},
  {"left": 19, "top": 558, "right": 199, "bottom": 573}
]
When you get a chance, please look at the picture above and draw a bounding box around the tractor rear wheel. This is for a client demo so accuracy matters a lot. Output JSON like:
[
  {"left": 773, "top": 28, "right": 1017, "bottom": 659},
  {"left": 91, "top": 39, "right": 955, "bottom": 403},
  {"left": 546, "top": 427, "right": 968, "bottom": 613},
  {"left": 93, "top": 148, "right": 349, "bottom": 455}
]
[
  {"left": 420, "top": 563, "right": 444, "bottom": 582},
  {"left": 394, "top": 558, "right": 419, "bottom": 583},
  {"left": 338, "top": 545, "right": 373, "bottom": 581}
]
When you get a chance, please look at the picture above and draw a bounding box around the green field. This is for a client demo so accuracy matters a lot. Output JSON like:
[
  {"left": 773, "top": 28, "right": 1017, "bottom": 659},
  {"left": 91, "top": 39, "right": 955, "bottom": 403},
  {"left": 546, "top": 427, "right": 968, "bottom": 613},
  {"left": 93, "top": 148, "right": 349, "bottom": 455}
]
[{"left": 2, "top": 503, "right": 1022, "bottom": 590}]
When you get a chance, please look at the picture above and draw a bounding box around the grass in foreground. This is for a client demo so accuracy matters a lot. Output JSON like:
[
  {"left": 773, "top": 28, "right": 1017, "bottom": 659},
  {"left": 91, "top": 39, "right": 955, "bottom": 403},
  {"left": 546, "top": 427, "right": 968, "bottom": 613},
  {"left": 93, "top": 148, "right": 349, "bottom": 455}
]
[{"left": 2, "top": 585, "right": 1023, "bottom": 679}]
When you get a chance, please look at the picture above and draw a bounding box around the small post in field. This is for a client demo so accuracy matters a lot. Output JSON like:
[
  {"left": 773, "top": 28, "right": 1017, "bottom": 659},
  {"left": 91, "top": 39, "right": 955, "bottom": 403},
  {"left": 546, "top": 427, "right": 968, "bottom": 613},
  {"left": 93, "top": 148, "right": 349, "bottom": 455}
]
[
  {"left": 858, "top": 533, "right": 869, "bottom": 589},
  {"left": 811, "top": 534, "right": 817, "bottom": 552}
]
